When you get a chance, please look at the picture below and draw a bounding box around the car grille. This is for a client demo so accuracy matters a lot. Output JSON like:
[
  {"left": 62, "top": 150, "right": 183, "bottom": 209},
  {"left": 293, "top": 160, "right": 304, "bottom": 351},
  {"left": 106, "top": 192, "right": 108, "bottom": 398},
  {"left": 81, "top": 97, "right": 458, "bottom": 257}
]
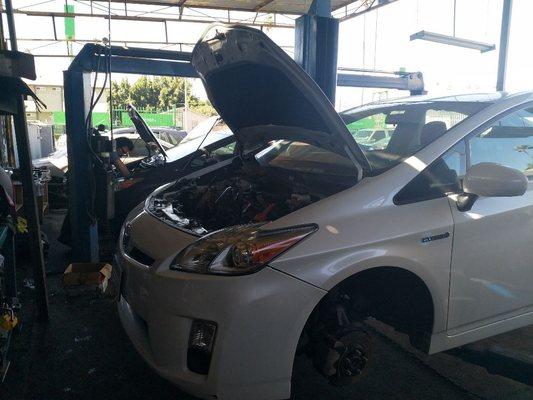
[
  {"left": 122, "top": 223, "right": 155, "bottom": 266},
  {"left": 127, "top": 247, "right": 155, "bottom": 266}
]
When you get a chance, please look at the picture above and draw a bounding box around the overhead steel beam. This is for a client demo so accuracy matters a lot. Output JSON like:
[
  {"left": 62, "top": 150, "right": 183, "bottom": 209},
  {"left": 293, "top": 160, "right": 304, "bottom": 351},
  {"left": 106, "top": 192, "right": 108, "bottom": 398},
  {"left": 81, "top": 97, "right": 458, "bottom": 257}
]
[
  {"left": 14, "top": 38, "right": 197, "bottom": 46},
  {"left": 496, "top": 0, "right": 513, "bottom": 91},
  {"left": 254, "top": 0, "right": 275, "bottom": 12},
  {"left": 98, "top": 56, "right": 197, "bottom": 76},
  {"left": 105, "top": 0, "right": 303, "bottom": 14},
  {"left": 11, "top": 37, "right": 294, "bottom": 53},
  {"left": 337, "top": 71, "right": 425, "bottom": 95},
  {"left": 102, "top": 0, "right": 381, "bottom": 15},
  {"left": 2, "top": 9, "right": 294, "bottom": 28},
  {"left": 339, "top": 0, "right": 400, "bottom": 21}
]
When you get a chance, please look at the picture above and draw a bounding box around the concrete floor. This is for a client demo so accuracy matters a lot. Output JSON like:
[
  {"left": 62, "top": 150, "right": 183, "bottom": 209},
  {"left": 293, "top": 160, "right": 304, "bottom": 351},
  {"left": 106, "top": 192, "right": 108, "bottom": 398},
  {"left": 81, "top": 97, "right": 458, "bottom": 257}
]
[{"left": 2, "top": 211, "right": 532, "bottom": 400}]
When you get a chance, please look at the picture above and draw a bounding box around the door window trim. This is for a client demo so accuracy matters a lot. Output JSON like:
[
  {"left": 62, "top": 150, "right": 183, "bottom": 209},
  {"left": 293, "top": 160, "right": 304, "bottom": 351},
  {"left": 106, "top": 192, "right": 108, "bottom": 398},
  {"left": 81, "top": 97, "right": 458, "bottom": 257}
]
[{"left": 394, "top": 101, "right": 533, "bottom": 206}]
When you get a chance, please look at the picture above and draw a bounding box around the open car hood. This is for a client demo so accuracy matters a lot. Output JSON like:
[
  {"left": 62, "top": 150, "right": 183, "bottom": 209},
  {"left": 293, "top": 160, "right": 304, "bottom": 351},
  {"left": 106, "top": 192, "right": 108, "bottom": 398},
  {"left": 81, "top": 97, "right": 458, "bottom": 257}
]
[
  {"left": 191, "top": 24, "right": 370, "bottom": 175},
  {"left": 127, "top": 104, "right": 167, "bottom": 158}
]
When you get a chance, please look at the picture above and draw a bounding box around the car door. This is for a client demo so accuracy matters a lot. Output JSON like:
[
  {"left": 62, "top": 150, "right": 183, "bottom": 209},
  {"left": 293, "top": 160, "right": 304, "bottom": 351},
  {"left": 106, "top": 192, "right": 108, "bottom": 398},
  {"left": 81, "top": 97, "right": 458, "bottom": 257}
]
[{"left": 447, "top": 104, "right": 533, "bottom": 332}]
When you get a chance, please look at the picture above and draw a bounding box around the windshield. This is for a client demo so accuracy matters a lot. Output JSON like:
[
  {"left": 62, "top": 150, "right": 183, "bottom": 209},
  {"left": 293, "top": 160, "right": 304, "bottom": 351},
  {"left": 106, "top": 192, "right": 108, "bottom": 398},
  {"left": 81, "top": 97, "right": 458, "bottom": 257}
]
[
  {"left": 255, "top": 140, "right": 356, "bottom": 176},
  {"left": 340, "top": 100, "right": 491, "bottom": 174},
  {"left": 126, "top": 105, "right": 168, "bottom": 157},
  {"left": 165, "top": 119, "right": 234, "bottom": 160},
  {"left": 47, "top": 148, "right": 67, "bottom": 158},
  {"left": 180, "top": 117, "right": 219, "bottom": 143}
]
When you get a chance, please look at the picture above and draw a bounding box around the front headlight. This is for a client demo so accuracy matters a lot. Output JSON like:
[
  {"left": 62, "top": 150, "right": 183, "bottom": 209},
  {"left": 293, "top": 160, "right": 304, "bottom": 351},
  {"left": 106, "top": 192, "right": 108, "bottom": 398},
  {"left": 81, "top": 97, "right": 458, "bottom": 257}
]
[{"left": 170, "top": 223, "right": 317, "bottom": 275}]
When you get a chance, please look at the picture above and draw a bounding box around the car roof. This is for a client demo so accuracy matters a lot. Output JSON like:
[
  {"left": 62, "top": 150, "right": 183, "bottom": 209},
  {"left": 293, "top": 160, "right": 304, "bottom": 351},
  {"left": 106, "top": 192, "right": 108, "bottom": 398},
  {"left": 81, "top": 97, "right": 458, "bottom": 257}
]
[
  {"left": 340, "top": 91, "right": 533, "bottom": 115},
  {"left": 101, "top": 132, "right": 141, "bottom": 139},
  {"left": 111, "top": 127, "right": 180, "bottom": 134},
  {"left": 150, "top": 127, "right": 181, "bottom": 132}
]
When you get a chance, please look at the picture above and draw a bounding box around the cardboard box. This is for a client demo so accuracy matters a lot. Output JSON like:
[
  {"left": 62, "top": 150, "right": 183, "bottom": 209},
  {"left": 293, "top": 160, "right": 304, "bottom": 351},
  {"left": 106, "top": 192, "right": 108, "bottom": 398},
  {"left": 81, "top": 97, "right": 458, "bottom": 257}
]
[{"left": 63, "top": 263, "right": 113, "bottom": 297}]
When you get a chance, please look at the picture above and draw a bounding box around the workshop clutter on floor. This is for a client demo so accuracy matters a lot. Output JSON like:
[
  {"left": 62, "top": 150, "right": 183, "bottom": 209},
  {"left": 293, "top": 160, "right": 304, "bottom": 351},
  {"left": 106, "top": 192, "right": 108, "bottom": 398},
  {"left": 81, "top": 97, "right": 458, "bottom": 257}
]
[{"left": 62, "top": 263, "right": 119, "bottom": 299}]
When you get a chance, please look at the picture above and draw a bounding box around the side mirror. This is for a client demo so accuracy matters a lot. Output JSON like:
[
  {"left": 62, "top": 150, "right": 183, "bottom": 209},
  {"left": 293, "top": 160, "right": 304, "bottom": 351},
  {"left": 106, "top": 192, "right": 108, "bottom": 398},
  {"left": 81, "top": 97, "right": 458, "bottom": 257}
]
[{"left": 457, "top": 162, "right": 528, "bottom": 211}]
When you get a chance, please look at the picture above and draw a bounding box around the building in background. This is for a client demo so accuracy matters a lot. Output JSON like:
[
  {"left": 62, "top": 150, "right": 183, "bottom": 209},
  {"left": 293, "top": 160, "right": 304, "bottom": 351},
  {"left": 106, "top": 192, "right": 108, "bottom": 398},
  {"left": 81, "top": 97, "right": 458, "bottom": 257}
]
[{"left": 24, "top": 84, "right": 206, "bottom": 133}]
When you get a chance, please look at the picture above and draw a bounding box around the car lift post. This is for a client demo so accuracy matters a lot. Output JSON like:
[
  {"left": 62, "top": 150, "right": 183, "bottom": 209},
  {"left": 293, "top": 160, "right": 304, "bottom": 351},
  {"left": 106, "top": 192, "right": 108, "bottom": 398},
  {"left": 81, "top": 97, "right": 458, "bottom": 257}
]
[
  {"left": 295, "top": 0, "right": 339, "bottom": 103},
  {"left": 64, "top": 45, "right": 197, "bottom": 262},
  {"left": 296, "top": 0, "right": 425, "bottom": 100}
]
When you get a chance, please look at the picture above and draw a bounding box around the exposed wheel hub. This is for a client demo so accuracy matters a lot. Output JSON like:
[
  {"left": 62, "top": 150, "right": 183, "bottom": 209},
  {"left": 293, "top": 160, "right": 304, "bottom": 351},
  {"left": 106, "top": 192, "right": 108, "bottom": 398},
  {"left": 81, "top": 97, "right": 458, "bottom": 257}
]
[
  {"left": 312, "top": 323, "right": 374, "bottom": 386},
  {"left": 337, "top": 346, "right": 368, "bottom": 378}
]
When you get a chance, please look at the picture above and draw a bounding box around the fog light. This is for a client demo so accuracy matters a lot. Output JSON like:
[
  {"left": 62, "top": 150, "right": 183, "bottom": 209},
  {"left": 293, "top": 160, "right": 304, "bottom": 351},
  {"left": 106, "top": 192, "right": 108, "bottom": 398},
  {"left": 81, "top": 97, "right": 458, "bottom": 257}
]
[
  {"left": 187, "top": 320, "right": 217, "bottom": 375},
  {"left": 189, "top": 320, "right": 217, "bottom": 351}
]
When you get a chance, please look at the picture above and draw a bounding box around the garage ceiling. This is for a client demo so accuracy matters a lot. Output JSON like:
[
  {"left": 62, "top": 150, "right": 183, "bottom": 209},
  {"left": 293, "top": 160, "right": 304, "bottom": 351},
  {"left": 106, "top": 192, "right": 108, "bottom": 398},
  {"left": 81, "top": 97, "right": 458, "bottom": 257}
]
[
  {"left": 113, "top": 0, "right": 359, "bottom": 15},
  {"left": 5, "top": 0, "right": 395, "bottom": 58}
]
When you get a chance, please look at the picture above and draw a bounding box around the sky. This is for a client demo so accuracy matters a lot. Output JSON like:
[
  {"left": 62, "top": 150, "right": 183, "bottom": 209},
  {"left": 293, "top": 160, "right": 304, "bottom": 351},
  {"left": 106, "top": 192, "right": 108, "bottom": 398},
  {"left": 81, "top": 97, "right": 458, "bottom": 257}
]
[{"left": 3, "top": 0, "right": 533, "bottom": 111}]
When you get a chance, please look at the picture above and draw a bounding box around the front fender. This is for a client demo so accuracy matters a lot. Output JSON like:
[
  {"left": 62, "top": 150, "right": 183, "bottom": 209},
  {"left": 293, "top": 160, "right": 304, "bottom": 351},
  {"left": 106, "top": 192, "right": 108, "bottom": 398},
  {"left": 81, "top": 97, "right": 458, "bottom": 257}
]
[{"left": 271, "top": 241, "right": 450, "bottom": 334}]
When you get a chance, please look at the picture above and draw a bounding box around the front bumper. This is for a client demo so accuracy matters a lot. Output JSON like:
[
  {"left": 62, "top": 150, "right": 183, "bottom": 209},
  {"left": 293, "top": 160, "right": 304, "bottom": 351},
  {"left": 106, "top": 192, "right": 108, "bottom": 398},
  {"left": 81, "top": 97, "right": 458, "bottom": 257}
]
[{"left": 117, "top": 216, "right": 326, "bottom": 400}]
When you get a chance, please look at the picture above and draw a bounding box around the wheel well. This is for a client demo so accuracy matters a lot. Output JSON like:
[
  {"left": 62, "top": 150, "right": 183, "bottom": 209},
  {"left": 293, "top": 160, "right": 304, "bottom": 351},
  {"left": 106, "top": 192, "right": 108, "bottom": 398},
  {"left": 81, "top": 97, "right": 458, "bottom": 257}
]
[{"left": 311, "top": 267, "right": 435, "bottom": 352}]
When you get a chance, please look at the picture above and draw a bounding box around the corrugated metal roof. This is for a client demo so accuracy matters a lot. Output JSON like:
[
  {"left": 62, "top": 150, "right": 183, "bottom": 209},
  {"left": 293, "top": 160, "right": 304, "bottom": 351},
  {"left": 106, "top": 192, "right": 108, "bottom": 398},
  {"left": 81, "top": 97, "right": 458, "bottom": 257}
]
[{"left": 117, "top": 0, "right": 356, "bottom": 15}]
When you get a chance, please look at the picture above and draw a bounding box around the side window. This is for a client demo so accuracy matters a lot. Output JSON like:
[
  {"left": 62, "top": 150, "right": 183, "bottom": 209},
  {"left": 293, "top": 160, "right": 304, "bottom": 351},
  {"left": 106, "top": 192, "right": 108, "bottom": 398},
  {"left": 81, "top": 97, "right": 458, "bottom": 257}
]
[
  {"left": 394, "top": 141, "right": 466, "bottom": 205},
  {"left": 468, "top": 106, "right": 533, "bottom": 180},
  {"left": 442, "top": 139, "right": 467, "bottom": 178}
]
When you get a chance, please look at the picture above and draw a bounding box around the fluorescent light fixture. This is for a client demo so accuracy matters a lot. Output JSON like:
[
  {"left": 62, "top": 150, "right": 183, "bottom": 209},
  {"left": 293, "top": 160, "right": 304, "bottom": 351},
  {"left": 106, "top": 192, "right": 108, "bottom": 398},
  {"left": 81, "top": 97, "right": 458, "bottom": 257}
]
[{"left": 410, "top": 30, "right": 495, "bottom": 53}]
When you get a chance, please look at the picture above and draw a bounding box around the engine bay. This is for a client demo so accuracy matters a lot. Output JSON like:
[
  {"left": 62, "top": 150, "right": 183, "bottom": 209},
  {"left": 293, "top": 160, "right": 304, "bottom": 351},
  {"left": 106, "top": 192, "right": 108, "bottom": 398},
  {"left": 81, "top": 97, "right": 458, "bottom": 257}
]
[{"left": 147, "top": 157, "right": 354, "bottom": 235}]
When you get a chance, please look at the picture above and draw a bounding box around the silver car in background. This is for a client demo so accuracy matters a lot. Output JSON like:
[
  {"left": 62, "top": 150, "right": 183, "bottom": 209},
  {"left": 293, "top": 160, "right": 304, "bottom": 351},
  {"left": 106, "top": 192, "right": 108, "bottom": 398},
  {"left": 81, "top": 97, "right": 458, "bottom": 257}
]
[{"left": 117, "top": 25, "right": 533, "bottom": 400}]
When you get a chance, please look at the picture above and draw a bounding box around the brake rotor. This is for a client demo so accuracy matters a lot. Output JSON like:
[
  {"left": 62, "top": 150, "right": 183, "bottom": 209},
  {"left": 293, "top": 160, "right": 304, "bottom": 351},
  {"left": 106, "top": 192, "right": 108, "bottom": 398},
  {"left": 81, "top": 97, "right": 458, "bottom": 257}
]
[{"left": 325, "top": 326, "right": 373, "bottom": 386}]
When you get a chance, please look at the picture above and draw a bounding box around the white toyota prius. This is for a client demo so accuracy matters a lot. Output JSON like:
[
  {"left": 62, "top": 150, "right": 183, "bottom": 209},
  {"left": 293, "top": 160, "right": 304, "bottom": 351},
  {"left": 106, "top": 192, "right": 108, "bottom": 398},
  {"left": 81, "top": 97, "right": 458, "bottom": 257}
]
[{"left": 116, "top": 24, "right": 533, "bottom": 400}]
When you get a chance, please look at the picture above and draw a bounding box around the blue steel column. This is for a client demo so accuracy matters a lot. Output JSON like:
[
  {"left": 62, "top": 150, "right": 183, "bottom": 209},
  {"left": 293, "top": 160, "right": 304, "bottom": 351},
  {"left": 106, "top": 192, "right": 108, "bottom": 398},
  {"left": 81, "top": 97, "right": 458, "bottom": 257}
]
[
  {"left": 295, "top": 0, "right": 339, "bottom": 103},
  {"left": 64, "top": 69, "right": 99, "bottom": 262},
  {"left": 496, "top": 0, "right": 513, "bottom": 91}
]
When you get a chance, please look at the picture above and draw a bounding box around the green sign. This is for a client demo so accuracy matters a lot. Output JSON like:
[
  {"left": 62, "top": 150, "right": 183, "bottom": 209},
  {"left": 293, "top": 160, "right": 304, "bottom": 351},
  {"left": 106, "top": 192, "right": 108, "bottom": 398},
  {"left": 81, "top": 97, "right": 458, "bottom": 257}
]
[
  {"left": 64, "top": 4, "right": 75, "bottom": 40},
  {"left": 52, "top": 110, "right": 175, "bottom": 128},
  {"left": 119, "top": 112, "right": 173, "bottom": 127}
]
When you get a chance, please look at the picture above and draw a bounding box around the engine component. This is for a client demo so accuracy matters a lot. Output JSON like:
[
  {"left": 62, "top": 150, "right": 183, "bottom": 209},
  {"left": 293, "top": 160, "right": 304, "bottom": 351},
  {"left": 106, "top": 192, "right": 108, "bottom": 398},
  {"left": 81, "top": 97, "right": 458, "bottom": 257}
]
[
  {"left": 147, "top": 156, "right": 353, "bottom": 234},
  {"left": 148, "top": 161, "right": 325, "bottom": 234}
]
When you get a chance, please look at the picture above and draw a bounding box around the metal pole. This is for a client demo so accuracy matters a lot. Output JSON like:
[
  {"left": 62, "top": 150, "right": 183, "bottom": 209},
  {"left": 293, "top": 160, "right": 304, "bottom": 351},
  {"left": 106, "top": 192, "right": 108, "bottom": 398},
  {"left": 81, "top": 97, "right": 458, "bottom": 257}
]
[
  {"left": 452, "top": 0, "right": 457, "bottom": 37},
  {"left": 5, "top": 0, "right": 48, "bottom": 320},
  {"left": 64, "top": 69, "right": 99, "bottom": 262},
  {"left": 496, "top": 0, "right": 513, "bottom": 92},
  {"left": 295, "top": 0, "right": 339, "bottom": 103},
  {"left": 4, "top": 0, "right": 17, "bottom": 51},
  {"left": 0, "top": 2, "right": 6, "bottom": 49},
  {"left": 183, "top": 79, "right": 188, "bottom": 130},
  {"left": 12, "top": 95, "right": 49, "bottom": 321}
]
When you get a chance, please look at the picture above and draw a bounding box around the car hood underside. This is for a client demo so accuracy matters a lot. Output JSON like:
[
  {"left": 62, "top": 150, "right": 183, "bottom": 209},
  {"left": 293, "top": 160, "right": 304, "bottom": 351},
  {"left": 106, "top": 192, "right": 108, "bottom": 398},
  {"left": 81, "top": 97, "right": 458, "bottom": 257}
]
[{"left": 191, "top": 24, "right": 369, "bottom": 175}]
